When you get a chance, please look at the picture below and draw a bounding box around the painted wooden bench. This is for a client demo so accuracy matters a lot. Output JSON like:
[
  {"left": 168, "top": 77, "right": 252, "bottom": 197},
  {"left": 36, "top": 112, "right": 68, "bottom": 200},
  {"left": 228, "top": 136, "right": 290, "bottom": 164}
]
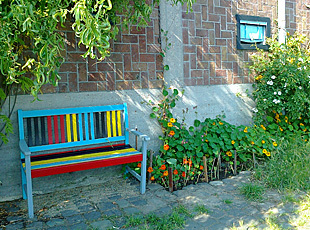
[{"left": 18, "top": 103, "right": 149, "bottom": 218}]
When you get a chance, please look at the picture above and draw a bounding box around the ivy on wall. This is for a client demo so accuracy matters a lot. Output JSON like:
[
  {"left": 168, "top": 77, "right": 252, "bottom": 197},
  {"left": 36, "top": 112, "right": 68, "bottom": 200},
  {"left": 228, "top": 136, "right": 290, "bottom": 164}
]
[{"left": 0, "top": 0, "right": 195, "bottom": 144}]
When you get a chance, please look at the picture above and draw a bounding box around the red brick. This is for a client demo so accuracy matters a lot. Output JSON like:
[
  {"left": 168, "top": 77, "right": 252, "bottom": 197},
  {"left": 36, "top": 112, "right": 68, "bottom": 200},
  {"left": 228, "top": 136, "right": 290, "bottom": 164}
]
[
  {"left": 132, "top": 63, "right": 148, "bottom": 72},
  {"left": 182, "top": 11, "right": 195, "bottom": 20},
  {"left": 131, "top": 44, "right": 139, "bottom": 62},
  {"left": 210, "top": 77, "right": 223, "bottom": 85},
  {"left": 202, "top": 5, "right": 208, "bottom": 20},
  {"left": 196, "top": 78, "right": 204, "bottom": 85},
  {"left": 183, "top": 28, "right": 189, "bottom": 44},
  {"left": 184, "top": 45, "right": 196, "bottom": 53},
  {"left": 216, "top": 69, "right": 227, "bottom": 77},
  {"left": 184, "top": 78, "right": 197, "bottom": 86},
  {"left": 58, "top": 83, "right": 68, "bottom": 93},
  {"left": 130, "top": 26, "right": 146, "bottom": 34},
  {"left": 146, "top": 27, "right": 154, "bottom": 44},
  {"left": 148, "top": 63, "right": 156, "bottom": 80},
  {"left": 147, "top": 44, "right": 161, "bottom": 53},
  {"left": 191, "top": 37, "right": 202, "bottom": 45},
  {"left": 190, "top": 54, "right": 196, "bottom": 69},
  {"left": 89, "top": 72, "right": 106, "bottom": 81},
  {"left": 115, "top": 63, "right": 124, "bottom": 80},
  {"left": 156, "top": 54, "right": 163, "bottom": 70},
  {"left": 133, "top": 81, "right": 142, "bottom": 89},
  {"left": 124, "top": 72, "right": 140, "bottom": 80},
  {"left": 210, "top": 62, "right": 216, "bottom": 77},
  {"left": 215, "top": 7, "right": 226, "bottom": 15},
  {"left": 88, "top": 58, "right": 97, "bottom": 72},
  {"left": 221, "top": 31, "right": 232, "bottom": 38},
  {"left": 140, "top": 54, "right": 155, "bottom": 62},
  {"left": 202, "top": 22, "right": 214, "bottom": 29},
  {"left": 59, "top": 63, "right": 77, "bottom": 73},
  {"left": 124, "top": 54, "right": 131, "bottom": 71},
  {"left": 197, "top": 61, "right": 208, "bottom": 69},
  {"left": 106, "top": 72, "right": 115, "bottom": 91},
  {"left": 116, "top": 81, "right": 133, "bottom": 90},
  {"left": 184, "top": 62, "right": 190, "bottom": 78},
  {"left": 41, "top": 83, "right": 57, "bottom": 94},
  {"left": 68, "top": 73, "right": 78, "bottom": 92},
  {"left": 189, "top": 21, "right": 195, "bottom": 36},
  {"left": 141, "top": 72, "right": 149, "bottom": 89},
  {"left": 209, "top": 14, "right": 220, "bottom": 22},
  {"left": 209, "top": 46, "right": 220, "bottom": 53},
  {"left": 208, "top": 0, "right": 214, "bottom": 13},
  {"left": 215, "top": 23, "right": 221, "bottom": 38},
  {"left": 66, "top": 32, "right": 76, "bottom": 51},
  {"left": 139, "top": 35, "right": 147, "bottom": 53},
  {"left": 58, "top": 73, "right": 67, "bottom": 83},
  {"left": 156, "top": 72, "right": 164, "bottom": 80},
  {"left": 216, "top": 39, "right": 226, "bottom": 46},
  {"left": 184, "top": 54, "right": 189, "bottom": 62},
  {"left": 233, "top": 77, "right": 243, "bottom": 84},
  {"left": 108, "top": 53, "right": 123, "bottom": 62},
  {"left": 79, "top": 82, "right": 97, "bottom": 92},
  {"left": 221, "top": 16, "right": 227, "bottom": 30},
  {"left": 97, "top": 63, "right": 114, "bottom": 72},
  {"left": 149, "top": 80, "right": 164, "bottom": 89},
  {"left": 203, "top": 70, "right": 210, "bottom": 85},
  {"left": 97, "top": 82, "right": 107, "bottom": 91},
  {"left": 78, "top": 63, "right": 87, "bottom": 81},
  {"left": 191, "top": 70, "right": 203, "bottom": 78},
  {"left": 196, "top": 29, "right": 208, "bottom": 37},
  {"left": 122, "top": 35, "right": 138, "bottom": 43},
  {"left": 114, "top": 44, "right": 130, "bottom": 53}
]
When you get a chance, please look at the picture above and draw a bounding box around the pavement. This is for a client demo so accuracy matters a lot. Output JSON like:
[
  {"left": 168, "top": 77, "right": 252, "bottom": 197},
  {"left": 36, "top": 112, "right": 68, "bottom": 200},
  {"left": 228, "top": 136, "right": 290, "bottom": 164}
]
[{"left": 0, "top": 171, "right": 308, "bottom": 230}]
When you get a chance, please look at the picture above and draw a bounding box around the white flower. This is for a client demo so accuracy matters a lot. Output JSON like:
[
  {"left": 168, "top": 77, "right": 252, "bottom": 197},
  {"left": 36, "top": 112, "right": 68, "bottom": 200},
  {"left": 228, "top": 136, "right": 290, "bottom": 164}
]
[
  {"left": 298, "top": 67, "right": 302, "bottom": 70},
  {"left": 263, "top": 99, "right": 267, "bottom": 101},
  {"left": 304, "top": 66, "right": 307, "bottom": 70},
  {"left": 278, "top": 91, "right": 282, "bottom": 95},
  {"left": 267, "top": 80, "right": 274, "bottom": 85},
  {"left": 299, "top": 86, "right": 302, "bottom": 90},
  {"left": 252, "top": 108, "right": 258, "bottom": 113},
  {"left": 271, "top": 75, "right": 276, "bottom": 79},
  {"left": 273, "top": 99, "right": 281, "bottom": 104},
  {"left": 274, "top": 92, "right": 277, "bottom": 95},
  {"left": 299, "top": 58, "right": 304, "bottom": 62},
  {"left": 284, "top": 83, "right": 287, "bottom": 88},
  {"left": 308, "top": 76, "right": 310, "bottom": 79}
]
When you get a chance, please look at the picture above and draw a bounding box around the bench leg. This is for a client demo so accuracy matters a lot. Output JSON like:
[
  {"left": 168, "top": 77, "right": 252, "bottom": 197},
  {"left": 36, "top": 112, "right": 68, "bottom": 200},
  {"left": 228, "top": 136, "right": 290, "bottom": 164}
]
[
  {"left": 25, "top": 155, "right": 34, "bottom": 218},
  {"left": 21, "top": 162, "right": 27, "bottom": 200},
  {"left": 140, "top": 139, "right": 147, "bottom": 194}
]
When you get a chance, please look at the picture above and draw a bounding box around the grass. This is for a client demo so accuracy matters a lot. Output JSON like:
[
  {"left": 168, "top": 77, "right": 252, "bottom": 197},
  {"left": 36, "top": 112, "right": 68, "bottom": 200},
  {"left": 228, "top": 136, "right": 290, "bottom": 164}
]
[
  {"left": 239, "top": 182, "right": 265, "bottom": 202},
  {"left": 289, "top": 195, "right": 310, "bottom": 228},
  {"left": 253, "top": 134, "right": 310, "bottom": 192}
]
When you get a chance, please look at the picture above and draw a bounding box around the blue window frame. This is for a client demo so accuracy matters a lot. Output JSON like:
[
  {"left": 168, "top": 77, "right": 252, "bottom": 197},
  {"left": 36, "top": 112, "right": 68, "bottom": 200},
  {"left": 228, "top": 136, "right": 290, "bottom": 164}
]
[{"left": 236, "top": 14, "right": 270, "bottom": 50}]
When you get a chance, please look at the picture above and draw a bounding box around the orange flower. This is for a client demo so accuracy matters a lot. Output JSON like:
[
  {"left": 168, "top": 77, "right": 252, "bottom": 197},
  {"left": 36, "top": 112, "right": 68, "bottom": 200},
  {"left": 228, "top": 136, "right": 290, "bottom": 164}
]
[
  {"left": 244, "top": 127, "right": 248, "bottom": 133},
  {"left": 170, "top": 118, "right": 176, "bottom": 123},
  {"left": 173, "top": 169, "right": 178, "bottom": 175},
  {"left": 188, "top": 159, "right": 192, "bottom": 167},
  {"left": 199, "top": 165, "right": 204, "bottom": 170},
  {"left": 163, "top": 171, "right": 168, "bottom": 177},
  {"left": 137, "top": 163, "right": 141, "bottom": 168},
  {"left": 150, "top": 176, "right": 155, "bottom": 181},
  {"left": 147, "top": 167, "right": 153, "bottom": 173},
  {"left": 183, "top": 158, "right": 188, "bottom": 164},
  {"left": 160, "top": 164, "right": 166, "bottom": 170},
  {"left": 163, "top": 144, "right": 169, "bottom": 151},
  {"left": 219, "top": 121, "right": 223, "bottom": 125},
  {"left": 168, "top": 122, "right": 173, "bottom": 127},
  {"left": 226, "top": 151, "right": 232, "bottom": 157},
  {"left": 205, "top": 139, "right": 209, "bottom": 143},
  {"left": 182, "top": 171, "right": 186, "bottom": 177},
  {"left": 261, "top": 124, "right": 266, "bottom": 130},
  {"left": 231, "top": 140, "right": 235, "bottom": 145},
  {"left": 169, "top": 130, "right": 175, "bottom": 136},
  {"left": 250, "top": 141, "right": 254, "bottom": 145}
]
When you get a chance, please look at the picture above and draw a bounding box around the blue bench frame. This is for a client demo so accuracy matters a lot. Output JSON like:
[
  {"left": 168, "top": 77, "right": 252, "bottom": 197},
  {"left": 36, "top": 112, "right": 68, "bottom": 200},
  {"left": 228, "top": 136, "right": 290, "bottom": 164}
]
[{"left": 18, "top": 103, "right": 149, "bottom": 218}]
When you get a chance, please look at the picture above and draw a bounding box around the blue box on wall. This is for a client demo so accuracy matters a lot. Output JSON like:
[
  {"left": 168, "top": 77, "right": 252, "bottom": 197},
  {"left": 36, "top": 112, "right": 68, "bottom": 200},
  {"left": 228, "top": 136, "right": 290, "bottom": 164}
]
[{"left": 236, "top": 14, "right": 271, "bottom": 50}]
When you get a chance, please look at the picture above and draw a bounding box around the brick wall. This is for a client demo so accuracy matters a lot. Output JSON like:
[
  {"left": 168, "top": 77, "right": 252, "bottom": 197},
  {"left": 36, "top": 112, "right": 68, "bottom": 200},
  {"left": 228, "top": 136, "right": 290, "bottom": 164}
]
[
  {"left": 182, "top": 0, "right": 310, "bottom": 86},
  {"left": 41, "top": 8, "right": 163, "bottom": 94}
]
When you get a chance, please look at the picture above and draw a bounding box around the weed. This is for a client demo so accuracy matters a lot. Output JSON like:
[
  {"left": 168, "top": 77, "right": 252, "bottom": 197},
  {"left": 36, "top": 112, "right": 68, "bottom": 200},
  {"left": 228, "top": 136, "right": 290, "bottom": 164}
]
[
  {"left": 239, "top": 182, "right": 265, "bottom": 202},
  {"left": 125, "top": 215, "right": 144, "bottom": 228},
  {"left": 193, "top": 204, "right": 209, "bottom": 215},
  {"left": 223, "top": 199, "right": 233, "bottom": 204}
]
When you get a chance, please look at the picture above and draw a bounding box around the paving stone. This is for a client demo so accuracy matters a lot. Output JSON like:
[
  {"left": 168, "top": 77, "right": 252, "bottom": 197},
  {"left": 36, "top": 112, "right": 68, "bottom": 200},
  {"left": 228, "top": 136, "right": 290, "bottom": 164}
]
[
  {"left": 77, "top": 204, "right": 95, "bottom": 212},
  {"left": 65, "top": 214, "right": 85, "bottom": 225},
  {"left": 152, "top": 205, "right": 173, "bottom": 216},
  {"left": 47, "top": 226, "right": 69, "bottom": 230},
  {"left": 5, "top": 222, "right": 24, "bottom": 230},
  {"left": 108, "top": 194, "right": 122, "bottom": 200},
  {"left": 26, "top": 221, "right": 44, "bottom": 229},
  {"left": 46, "top": 218, "right": 66, "bottom": 227},
  {"left": 116, "top": 199, "right": 132, "bottom": 208},
  {"left": 103, "top": 208, "right": 123, "bottom": 217},
  {"left": 83, "top": 211, "right": 101, "bottom": 221},
  {"left": 69, "top": 222, "right": 89, "bottom": 230},
  {"left": 97, "top": 201, "right": 116, "bottom": 211},
  {"left": 90, "top": 220, "right": 114, "bottom": 230},
  {"left": 61, "top": 209, "right": 80, "bottom": 217},
  {"left": 122, "top": 206, "right": 141, "bottom": 215},
  {"left": 6, "top": 215, "right": 24, "bottom": 222},
  {"left": 130, "top": 199, "right": 147, "bottom": 206},
  {"left": 210, "top": 181, "right": 224, "bottom": 186}
]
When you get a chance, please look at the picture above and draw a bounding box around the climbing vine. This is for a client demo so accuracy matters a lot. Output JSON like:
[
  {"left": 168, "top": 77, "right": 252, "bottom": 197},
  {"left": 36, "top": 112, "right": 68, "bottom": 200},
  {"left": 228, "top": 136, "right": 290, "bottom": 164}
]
[{"left": 0, "top": 0, "right": 195, "bottom": 144}]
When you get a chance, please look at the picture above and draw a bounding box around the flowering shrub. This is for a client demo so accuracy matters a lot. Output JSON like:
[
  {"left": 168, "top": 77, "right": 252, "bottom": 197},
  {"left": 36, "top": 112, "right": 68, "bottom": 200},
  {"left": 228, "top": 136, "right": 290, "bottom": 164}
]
[
  {"left": 142, "top": 87, "right": 278, "bottom": 190},
  {"left": 250, "top": 33, "right": 310, "bottom": 127}
]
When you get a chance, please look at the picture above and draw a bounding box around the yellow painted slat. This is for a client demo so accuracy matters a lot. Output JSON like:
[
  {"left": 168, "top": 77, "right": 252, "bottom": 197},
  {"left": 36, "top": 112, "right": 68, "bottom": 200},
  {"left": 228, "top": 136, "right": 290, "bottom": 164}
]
[
  {"left": 72, "top": 114, "right": 78, "bottom": 142},
  {"left": 66, "top": 114, "right": 72, "bottom": 142},
  {"left": 25, "top": 148, "right": 138, "bottom": 167},
  {"left": 117, "top": 110, "right": 122, "bottom": 136},
  {"left": 112, "top": 111, "right": 116, "bottom": 137},
  {"left": 107, "top": 111, "right": 111, "bottom": 137}
]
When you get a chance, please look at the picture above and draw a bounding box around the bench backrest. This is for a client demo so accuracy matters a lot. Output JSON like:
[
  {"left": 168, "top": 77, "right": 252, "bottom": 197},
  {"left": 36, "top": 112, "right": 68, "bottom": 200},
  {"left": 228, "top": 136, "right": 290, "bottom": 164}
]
[{"left": 18, "top": 103, "right": 129, "bottom": 153}]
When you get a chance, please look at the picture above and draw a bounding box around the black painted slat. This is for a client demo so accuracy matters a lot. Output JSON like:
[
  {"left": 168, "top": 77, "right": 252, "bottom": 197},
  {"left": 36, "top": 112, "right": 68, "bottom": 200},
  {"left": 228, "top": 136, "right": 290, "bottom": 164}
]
[
  {"left": 95, "top": 113, "right": 100, "bottom": 139},
  {"left": 34, "top": 117, "right": 39, "bottom": 146},
  {"left": 26, "top": 118, "right": 33, "bottom": 147},
  {"left": 41, "top": 117, "right": 46, "bottom": 145},
  {"left": 101, "top": 112, "right": 106, "bottom": 138}
]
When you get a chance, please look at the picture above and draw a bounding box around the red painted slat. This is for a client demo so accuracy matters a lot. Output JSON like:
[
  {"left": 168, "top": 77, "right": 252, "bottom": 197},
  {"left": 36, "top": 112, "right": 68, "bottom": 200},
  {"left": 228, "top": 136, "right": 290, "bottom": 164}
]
[
  {"left": 31, "top": 154, "right": 143, "bottom": 178},
  {"left": 30, "top": 143, "right": 126, "bottom": 159},
  {"left": 53, "top": 116, "right": 59, "bottom": 144},
  {"left": 47, "top": 116, "right": 53, "bottom": 144},
  {"left": 59, "top": 115, "right": 66, "bottom": 143}
]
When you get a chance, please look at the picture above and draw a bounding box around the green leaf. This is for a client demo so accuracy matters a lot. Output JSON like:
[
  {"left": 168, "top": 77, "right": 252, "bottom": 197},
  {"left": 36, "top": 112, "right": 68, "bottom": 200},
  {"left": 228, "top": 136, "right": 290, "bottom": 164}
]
[
  {"left": 163, "top": 89, "right": 168, "bottom": 96},
  {"left": 197, "top": 152, "right": 203, "bottom": 158},
  {"left": 164, "top": 65, "right": 169, "bottom": 71},
  {"left": 150, "top": 113, "right": 156, "bottom": 118},
  {"left": 194, "top": 119, "right": 201, "bottom": 127},
  {"left": 173, "top": 89, "right": 178, "bottom": 96},
  {"left": 167, "top": 158, "right": 177, "bottom": 165},
  {"left": 189, "top": 126, "right": 194, "bottom": 132}
]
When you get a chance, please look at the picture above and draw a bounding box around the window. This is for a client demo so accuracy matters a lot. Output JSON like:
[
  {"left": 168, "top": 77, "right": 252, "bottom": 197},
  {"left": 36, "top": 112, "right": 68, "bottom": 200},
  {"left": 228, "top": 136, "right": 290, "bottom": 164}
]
[{"left": 236, "top": 14, "right": 271, "bottom": 50}]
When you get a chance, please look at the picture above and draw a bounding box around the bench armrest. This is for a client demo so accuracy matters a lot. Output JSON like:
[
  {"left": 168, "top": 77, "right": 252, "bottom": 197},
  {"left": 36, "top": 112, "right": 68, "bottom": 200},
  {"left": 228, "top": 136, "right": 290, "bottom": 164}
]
[
  {"left": 19, "top": 139, "right": 32, "bottom": 156},
  {"left": 126, "top": 128, "right": 150, "bottom": 141}
]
